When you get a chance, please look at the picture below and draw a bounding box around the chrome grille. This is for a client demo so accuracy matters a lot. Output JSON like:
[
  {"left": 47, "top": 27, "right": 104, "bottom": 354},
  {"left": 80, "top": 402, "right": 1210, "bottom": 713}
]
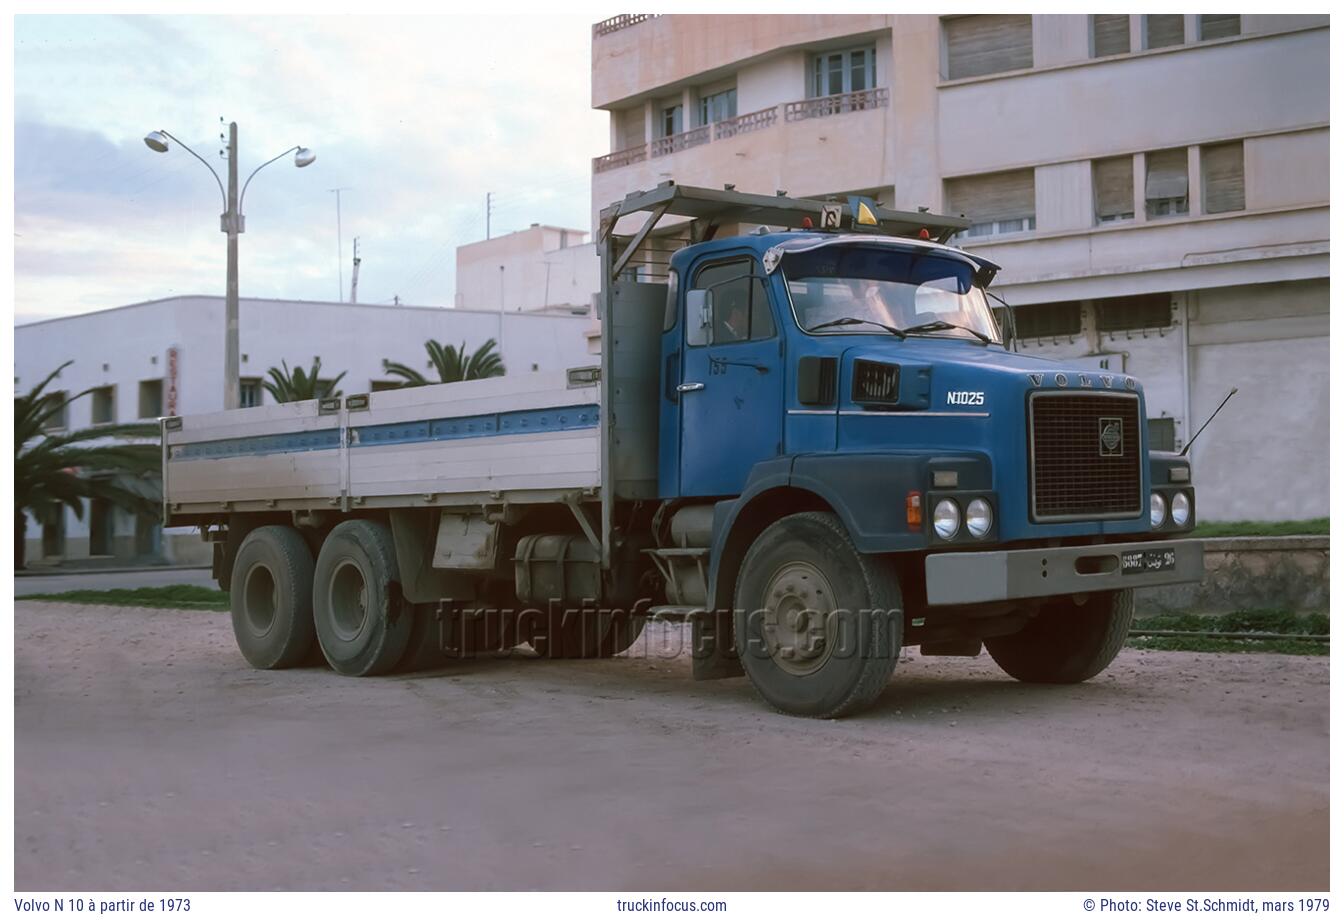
[{"left": 1029, "top": 392, "right": 1143, "bottom": 521}]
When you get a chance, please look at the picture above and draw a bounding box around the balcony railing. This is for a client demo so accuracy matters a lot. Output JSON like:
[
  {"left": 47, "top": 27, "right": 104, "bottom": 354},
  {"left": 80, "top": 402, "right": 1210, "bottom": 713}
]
[
  {"left": 593, "top": 14, "right": 656, "bottom": 37},
  {"left": 784, "top": 87, "right": 890, "bottom": 122},
  {"left": 651, "top": 125, "right": 710, "bottom": 158},
  {"left": 592, "top": 88, "right": 889, "bottom": 173},
  {"left": 713, "top": 106, "right": 778, "bottom": 140},
  {"left": 593, "top": 142, "right": 649, "bottom": 174}
]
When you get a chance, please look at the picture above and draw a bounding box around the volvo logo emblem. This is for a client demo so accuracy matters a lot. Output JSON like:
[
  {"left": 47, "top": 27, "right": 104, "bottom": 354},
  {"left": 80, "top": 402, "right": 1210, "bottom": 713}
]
[
  {"left": 1099, "top": 417, "right": 1124, "bottom": 456},
  {"left": 1054, "top": 373, "right": 1068, "bottom": 387},
  {"left": 1029, "top": 373, "right": 1043, "bottom": 387}
]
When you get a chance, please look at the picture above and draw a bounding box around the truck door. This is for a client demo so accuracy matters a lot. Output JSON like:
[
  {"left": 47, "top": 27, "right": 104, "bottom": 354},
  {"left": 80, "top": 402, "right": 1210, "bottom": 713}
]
[{"left": 678, "top": 255, "right": 784, "bottom": 497}]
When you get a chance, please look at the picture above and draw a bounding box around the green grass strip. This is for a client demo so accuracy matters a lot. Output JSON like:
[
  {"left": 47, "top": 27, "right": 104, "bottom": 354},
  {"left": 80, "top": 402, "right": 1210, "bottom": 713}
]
[{"left": 17, "top": 585, "right": 230, "bottom": 611}]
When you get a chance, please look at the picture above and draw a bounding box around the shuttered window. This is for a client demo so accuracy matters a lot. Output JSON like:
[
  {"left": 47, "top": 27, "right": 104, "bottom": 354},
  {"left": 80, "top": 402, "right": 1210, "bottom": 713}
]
[
  {"left": 1199, "top": 15, "right": 1240, "bottom": 40},
  {"left": 1092, "top": 15, "right": 1130, "bottom": 57},
  {"left": 945, "top": 15, "right": 1033, "bottom": 80},
  {"left": 1145, "top": 15, "right": 1185, "bottom": 50},
  {"left": 1094, "top": 156, "right": 1135, "bottom": 223},
  {"left": 1016, "top": 301, "right": 1082, "bottom": 339},
  {"left": 945, "top": 169, "right": 1036, "bottom": 237},
  {"left": 1096, "top": 293, "right": 1173, "bottom": 332},
  {"left": 1202, "top": 141, "right": 1245, "bottom": 214},
  {"left": 1144, "top": 148, "right": 1189, "bottom": 219}
]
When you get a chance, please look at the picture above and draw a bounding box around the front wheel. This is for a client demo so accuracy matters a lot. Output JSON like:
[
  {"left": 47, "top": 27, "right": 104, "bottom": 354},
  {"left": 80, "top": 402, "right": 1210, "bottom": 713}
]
[
  {"left": 985, "top": 589, "right": 1134, "bottom": 684},
  {"left": 733, "top": 512, "right": 903, "bottom": 718}
]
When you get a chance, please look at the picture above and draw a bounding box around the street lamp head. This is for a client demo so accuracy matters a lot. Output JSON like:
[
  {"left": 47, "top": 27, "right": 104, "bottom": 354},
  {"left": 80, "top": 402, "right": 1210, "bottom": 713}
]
[
  {"left": 143, "top": 131, "right": 171, "bottom": 153},
  {"left": 294, "top": 147, "right": 316, "bottom": 168}
]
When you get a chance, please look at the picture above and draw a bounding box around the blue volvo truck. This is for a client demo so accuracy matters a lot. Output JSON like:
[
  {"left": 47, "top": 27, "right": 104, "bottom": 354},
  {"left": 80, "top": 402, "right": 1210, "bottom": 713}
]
[{"left": 163, "top": 183, "right": 1204, "bottom": 718}]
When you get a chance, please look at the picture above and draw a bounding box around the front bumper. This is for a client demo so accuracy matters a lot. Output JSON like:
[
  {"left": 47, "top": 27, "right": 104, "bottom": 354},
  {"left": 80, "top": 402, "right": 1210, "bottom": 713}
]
[{"left": 924, "top": 539, "right": 1204, "bottom": 606}]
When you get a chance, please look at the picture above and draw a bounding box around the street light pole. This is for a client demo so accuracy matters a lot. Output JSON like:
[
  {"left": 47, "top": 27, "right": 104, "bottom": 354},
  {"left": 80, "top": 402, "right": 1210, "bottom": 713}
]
[
  {"left": 223, "top": 122, "right": 241, "bottom": 410},
  {"left": 144, "top": 125, "right": 315, "bottom": 412}
]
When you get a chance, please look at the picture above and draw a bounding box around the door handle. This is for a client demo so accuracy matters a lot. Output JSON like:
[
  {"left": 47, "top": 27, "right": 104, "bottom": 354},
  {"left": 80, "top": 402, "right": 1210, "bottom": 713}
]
[{"left": 676, "top": 382, "right": 705, "bottom": 393}]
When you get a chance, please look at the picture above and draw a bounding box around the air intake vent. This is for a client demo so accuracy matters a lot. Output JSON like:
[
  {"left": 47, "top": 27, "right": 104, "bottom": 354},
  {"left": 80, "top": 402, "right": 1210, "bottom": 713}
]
[
  {"left": 852, "top": 360, "right": 901, "bottom": 406},
  {"left": 797, "top": 356, "right": 838, "bottom": 406}
]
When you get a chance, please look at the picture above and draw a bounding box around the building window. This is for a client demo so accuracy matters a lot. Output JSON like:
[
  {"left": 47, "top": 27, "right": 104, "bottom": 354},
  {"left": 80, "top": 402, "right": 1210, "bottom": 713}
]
[
  {"left": 1015, "top": 301, "right": 1082, "bottom": 339},
  {"left": 41, "top": 391, "right": 68, "bottom": 431},
  {"left": 1202, "top": 141, "right": 1245, "bottom": 214},
  {"left": 660, "top": 104, "right": 683, "bottom": 138},
  {"left": 1198, "top": 15, "right": 1240, "bottom": 40},
  {"left": 698, "top": 87, "right": 737, "bottom": 125},
  {"left": 1145, "top": 14, "right": 1185, "bottom": 50},
  {"left": 138, "top": 379, "right": 163, "bottom": 418},
  {"left": 1091, "top": 14, "right": 1130, "bottom": 57},
  {"left": 946, "top": 168, "right": 1036, "bottom": 238},
  {"left": 91, "top": 386, "right": 115, "bottom": 425},
  {"left": 1144, "top": 148, "right": 1189, "bottom": 219},
  {"left": 1148, "top": 417, "right": 1177, "bottom": 452},
  {"left": 945, "top": 15, "right": 1033, "bottom": 80},
  {"left": 811, "top": 46, "right": 877, "bottom": 97},
  {"left": 1095, "top": 293, "right": 1173, "bottom": 332},
  {"left": 1094, "top": 155, "right": 1135, "bottom": 223},
  {"left": 239, "top": 377, "right": 263, "bottom": 408},
  {"left": 41, "top": 513, "right": 65, "bottom": 558}
]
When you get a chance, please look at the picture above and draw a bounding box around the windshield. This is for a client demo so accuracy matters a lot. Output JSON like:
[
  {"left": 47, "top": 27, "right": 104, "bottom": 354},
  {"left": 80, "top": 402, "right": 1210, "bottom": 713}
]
[{"left": 781, "top": 246, "right": 1001, "bottom": 343}]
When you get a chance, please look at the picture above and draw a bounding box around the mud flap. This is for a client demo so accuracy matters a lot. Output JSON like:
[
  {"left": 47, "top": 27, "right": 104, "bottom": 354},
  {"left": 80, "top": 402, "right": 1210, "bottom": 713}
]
[{"left": 691, "top": 610, "right": 744, "bottom": 680}]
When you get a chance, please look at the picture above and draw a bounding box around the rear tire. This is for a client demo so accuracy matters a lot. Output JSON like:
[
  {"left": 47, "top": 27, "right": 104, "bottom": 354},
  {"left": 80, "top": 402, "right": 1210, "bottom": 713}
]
[
  {"left": 228, "top": 525, "right": 316, "bottom": 669},
  {"left": 733, "top": 512, "right": 902, "bottom": 718},
  {"left": 312, "top": 519, "right": 412, "bottom": 677},
  {"left": 985, "top": 589, "right": 1134, "bottom": 684}
]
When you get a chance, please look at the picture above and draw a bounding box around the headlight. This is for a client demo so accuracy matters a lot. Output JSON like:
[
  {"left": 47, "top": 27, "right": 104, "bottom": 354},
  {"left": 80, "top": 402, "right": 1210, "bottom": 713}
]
[
  {"left": 1150, "top": 492, "right": 1167, "bottom": 528},
  {"left": 965, "top": 498, "right": 993, "bottom": 538},
  {"left": 1170, "top": 491, "right": 1191, "bottom": 527},
  {"left": 933, "top": 499, "right": 960, "bottom": 540}
]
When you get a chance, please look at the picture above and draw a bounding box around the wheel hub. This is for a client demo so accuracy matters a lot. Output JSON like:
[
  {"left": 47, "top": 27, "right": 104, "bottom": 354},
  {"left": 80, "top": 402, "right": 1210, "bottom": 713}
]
[{"left": 761, "top": 561, "right": 837, "bottom": 676}]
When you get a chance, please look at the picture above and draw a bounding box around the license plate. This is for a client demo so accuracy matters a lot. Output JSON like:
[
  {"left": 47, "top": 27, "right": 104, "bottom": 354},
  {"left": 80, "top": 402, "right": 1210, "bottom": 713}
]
[{"left": 1121, "top": 547, "right": 1176, "bottom": 575}]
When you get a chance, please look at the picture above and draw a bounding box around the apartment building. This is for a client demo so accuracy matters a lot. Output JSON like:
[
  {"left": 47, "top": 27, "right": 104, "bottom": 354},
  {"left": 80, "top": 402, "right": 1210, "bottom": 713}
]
[{"left": 590, "top": 13, "right": 1329, "bottom": 521}]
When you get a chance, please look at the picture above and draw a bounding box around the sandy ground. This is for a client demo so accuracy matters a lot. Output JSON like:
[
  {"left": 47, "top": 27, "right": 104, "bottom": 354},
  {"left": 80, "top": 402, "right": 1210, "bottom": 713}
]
[{"left": 13, "top": 601, "right": 1329, "bottom": 892}]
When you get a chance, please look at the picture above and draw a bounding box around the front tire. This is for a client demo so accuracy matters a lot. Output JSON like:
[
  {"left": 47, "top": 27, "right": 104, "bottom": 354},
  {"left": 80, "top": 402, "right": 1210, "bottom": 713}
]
[
  {"left": 229, "top": 525, "right": 316, "bottom": 669},
  {"left": 985, "top": 589, "right": 1134, "bottom": 684},
  {"left": 312, "top": 520, "right": 412, "bottom": 677},
  {"left": 733, "top": 512, "right": 902, "bottom": 718}
]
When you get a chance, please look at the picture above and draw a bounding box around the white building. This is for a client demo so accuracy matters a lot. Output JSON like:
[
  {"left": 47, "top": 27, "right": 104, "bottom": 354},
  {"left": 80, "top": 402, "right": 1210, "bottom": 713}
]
[
  {"left": 15, "top": 295, "right": 594, "bottom": 565},
  {"left": 455, "top": 223, "right": 599, "bottom": 316},
  {"left": 590, "top": 13, "right": 1329, "bottom": 521}
]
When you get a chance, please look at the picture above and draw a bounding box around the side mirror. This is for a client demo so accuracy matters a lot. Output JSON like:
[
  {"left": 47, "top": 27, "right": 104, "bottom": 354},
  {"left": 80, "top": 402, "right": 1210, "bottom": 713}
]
[{"left": 686, "top": 289, "right": 714, "bottom": 346}]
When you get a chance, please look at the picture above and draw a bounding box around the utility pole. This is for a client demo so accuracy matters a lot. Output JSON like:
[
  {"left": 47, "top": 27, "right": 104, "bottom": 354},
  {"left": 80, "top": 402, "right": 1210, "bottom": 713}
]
[
  {"left": 486, "top": 191, "right": 494, "bottom": 240},
  {"left": 329, "top": 187, "right": 350, "bottom": 301},
  {"left": 223, "top": 121, "right": 241, "bottom": 410},
  {"left": 349, "top": 237, "right": 361, "bottom": 303}
]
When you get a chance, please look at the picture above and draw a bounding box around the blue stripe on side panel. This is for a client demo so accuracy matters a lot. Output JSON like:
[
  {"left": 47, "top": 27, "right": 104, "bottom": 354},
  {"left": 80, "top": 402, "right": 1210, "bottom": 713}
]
[{"left": 169, "top": 404, "right": 600, "bottom": 461}]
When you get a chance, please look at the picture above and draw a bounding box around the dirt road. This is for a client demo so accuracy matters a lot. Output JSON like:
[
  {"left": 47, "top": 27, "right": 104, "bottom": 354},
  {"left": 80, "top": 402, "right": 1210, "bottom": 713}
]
[{"left": 13, "top": 601, "right": 1329, "bottom": 891}]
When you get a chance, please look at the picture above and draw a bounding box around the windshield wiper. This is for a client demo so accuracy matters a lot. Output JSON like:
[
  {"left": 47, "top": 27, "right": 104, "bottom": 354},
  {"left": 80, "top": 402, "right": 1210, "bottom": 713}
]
[
  {"left": 806, "top": 316, "right": 906, "bottom": 338},
  {"left": 897, "top": 319, "right": 992, "bottom": 345}
]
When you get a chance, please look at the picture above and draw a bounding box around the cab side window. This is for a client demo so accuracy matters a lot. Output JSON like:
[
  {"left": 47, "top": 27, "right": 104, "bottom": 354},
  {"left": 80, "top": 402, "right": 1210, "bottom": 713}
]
[{"left": 690, "top": 259, "right": 776, "bottom": 346}]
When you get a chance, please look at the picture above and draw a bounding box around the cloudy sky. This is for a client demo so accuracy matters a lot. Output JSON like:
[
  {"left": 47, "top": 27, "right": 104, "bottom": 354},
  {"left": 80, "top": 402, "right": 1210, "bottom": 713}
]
[{"left": 13, "top": 14, "right": 607, "bottom": 323}]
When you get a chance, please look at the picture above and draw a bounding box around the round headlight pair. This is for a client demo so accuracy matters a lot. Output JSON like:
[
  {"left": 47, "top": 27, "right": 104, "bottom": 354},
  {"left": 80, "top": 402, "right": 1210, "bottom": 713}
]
[
  {"left": 1151, "top": 491, "right": 1193, "bottom": 528},
  {"left": 933, "top": 498, "right": 993, "bottom": 540}
]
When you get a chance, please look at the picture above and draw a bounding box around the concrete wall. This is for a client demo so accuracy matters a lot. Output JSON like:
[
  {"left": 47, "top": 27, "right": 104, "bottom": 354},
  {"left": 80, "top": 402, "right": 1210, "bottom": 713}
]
[
  {"left": 455, "top": 225, "right": 598, "bottom": 314},
  {"left": 1135, "top": 537, "right": 1329, "bottom": 614}
]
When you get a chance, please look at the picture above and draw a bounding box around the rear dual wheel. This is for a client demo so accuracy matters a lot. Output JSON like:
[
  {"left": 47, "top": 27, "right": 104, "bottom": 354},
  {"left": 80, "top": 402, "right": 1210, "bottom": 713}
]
[
  {"left": 311, "top": 520, "right": 413, "bottom": 676},
  {"left": 229, "top": 525, "right": 317, "bottom": 669}
]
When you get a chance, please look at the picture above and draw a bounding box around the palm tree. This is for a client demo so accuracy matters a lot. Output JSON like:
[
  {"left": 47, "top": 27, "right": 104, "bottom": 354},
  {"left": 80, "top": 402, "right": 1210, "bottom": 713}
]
[
  {"left": 262, "top": 358, "right": 346, "bottom": 403},
  {"left": 383, "top": 339, "right": 505, "bottom": 388},
  {"left": 14, "top": 362, "right": 161, "bottom": 570}
]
